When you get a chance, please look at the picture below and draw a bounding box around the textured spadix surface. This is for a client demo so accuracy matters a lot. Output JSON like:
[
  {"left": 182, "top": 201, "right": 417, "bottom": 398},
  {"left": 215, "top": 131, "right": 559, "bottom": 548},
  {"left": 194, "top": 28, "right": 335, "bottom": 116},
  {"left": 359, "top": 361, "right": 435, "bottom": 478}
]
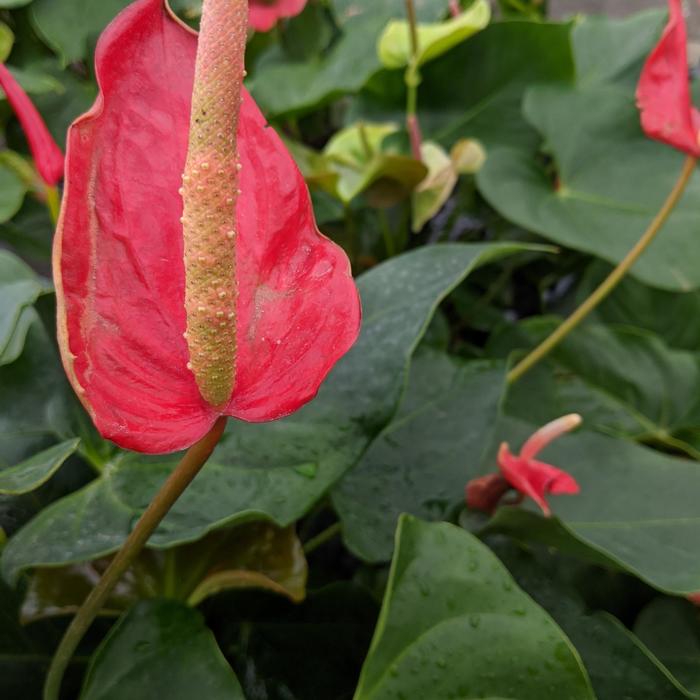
[{"left": 53, "top": 0, "right": 360, "bottom": 454}]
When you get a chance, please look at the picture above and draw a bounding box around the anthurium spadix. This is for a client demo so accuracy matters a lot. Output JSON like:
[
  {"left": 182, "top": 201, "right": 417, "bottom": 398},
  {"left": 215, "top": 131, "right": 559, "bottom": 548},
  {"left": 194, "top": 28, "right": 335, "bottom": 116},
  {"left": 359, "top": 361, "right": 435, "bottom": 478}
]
[{"left": 53, "top": 0, "right": 361, "bottom": 454}]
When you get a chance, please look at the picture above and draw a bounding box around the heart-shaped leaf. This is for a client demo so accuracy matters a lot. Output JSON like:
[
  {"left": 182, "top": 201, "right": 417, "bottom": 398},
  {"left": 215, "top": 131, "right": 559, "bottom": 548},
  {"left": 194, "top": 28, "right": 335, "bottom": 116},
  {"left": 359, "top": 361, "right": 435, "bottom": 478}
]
[
  {"left": 354, "top": 516, "right": 594, "bottom": 699},
  {"left": 80, "top": 599, "right": 244, "bottom": 700},
  {"left": 0, "top": 439, "right": 79, "bottom": 495}
]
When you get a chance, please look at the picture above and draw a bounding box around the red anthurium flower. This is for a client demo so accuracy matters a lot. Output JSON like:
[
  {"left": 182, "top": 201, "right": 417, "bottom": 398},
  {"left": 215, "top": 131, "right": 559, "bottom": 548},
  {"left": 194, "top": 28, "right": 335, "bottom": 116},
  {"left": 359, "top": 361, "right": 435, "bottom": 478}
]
[
  {"left": 636, "top": 0, "right": 700, "bottom": 157},
  {"left": 466, "top": 414, "right": 582, "bottom": 517},
  {"left": 53, "top": 0, "right": 360, "bottom": 454},
  {"left": 0, "top": 63, "right": 64, "bottom": 186},
  {"left": 249, "top": 0, "right": 307, "bottom": 32}
]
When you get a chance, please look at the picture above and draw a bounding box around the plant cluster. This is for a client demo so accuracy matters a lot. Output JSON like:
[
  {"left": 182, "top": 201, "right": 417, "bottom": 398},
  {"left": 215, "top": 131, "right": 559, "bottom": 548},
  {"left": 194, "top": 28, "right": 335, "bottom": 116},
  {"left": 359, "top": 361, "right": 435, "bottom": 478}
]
[{"left": 2, "top": 0, "right": 700, "bottom": 698}]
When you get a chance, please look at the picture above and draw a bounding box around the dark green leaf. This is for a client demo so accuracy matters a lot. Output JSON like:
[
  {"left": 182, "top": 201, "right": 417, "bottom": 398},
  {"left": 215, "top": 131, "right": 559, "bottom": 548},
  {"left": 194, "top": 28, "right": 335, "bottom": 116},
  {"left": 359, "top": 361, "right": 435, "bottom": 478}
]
[
  {"left": 2, "top": 244, "right": 535, "bottom": 582},
  {"left": 0, "top": 439, "right": 79, "bottom": 495},
  {"left": 354, "top": 516, "right": 594, "bottom": 699},
  {"left": 333, "top": 350, "right": 504, "bottom": 562},
  {"left": 80, "top": 599, "right": 244, "bottom": 700}
]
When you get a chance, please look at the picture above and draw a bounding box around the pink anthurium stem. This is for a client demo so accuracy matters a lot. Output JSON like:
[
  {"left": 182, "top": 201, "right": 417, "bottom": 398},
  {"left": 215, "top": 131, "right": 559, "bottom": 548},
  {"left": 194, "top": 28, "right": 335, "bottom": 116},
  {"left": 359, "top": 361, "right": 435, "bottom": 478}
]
[
  {"left": 43, "top": 416, "right": 227, "bottom": 700},
  {"left": 449, "top": 0, "right": 461, "bottom": 17},
  {"left": 507, "top": 155, "right": 697, "bottom": 384}
]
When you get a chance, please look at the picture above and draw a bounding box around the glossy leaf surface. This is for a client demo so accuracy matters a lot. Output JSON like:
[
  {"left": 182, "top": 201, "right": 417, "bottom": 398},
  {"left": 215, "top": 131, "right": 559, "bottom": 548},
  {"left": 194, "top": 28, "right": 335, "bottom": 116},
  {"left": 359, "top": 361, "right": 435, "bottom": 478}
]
[
  {"left": 80, "top": 600, "right": 245, "bottom": 700},
  {"left": 354, "top": 516, "right": 594, "bottom": 699}
]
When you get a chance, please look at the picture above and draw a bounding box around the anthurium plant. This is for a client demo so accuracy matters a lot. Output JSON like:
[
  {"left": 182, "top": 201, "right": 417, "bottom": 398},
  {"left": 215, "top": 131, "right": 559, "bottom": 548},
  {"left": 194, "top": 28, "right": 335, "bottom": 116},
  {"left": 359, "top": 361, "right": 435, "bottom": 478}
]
[{"left": 2, "top": 1, "right": 700, "bottom": 698}]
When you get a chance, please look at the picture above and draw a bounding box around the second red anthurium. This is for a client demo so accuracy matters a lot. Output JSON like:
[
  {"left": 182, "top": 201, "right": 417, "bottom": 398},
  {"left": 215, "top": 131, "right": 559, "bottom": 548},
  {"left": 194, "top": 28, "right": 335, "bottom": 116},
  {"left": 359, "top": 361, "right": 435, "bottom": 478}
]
[
  {"left": 53, "top": 0, "right": 361, "bottom": 454},
  {"left": 466, "top": 414, "right": 582, "bottom": 517},
  {"left": 248, "top": 0, "right": 307, "bottom": 32},
  {"left": 0, "top": 63, "right": 64, "bottom": 186},
  {"left": 637, "top": 0, "right": 700, "bottom": 157}
]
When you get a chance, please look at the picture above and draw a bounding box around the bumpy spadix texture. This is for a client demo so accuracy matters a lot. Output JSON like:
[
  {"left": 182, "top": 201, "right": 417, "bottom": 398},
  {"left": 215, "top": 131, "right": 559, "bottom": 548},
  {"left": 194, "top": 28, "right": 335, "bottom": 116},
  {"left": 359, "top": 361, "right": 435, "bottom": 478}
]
[
  {"left": 181, "top": 0, "right": 246, "bottom": 407},
  {"left": 53, "top": 0, "right": 361, "bottom": 453}
]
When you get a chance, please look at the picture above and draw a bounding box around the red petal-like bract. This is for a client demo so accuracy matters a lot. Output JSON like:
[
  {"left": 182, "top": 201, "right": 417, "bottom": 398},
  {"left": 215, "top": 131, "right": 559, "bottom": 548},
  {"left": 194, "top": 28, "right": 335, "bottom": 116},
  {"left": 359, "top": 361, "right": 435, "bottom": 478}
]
[
  {"left": 248, "top": 0, "right": 307, "bottom": 32},
  {"left": 0, "top": 63, "right": 64, "bottom": 186},
  {"left": 497, "top": 444, "right": 580, "bottom": 517},
  {"left": 636, "top": 0, "right": 700, "bottom": 157},
  {"left": 54, "top": 0, "right": 360, "bottom": 454}
]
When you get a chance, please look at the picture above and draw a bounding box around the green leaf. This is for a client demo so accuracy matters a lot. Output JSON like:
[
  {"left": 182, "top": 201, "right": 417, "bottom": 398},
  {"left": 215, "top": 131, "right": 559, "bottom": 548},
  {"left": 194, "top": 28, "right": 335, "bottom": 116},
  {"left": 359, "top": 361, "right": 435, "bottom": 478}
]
[
  {"left": 354, "top": 516, "right": 594, "bottom": 699},
  {"left": 582, "top": 261, "right": 700, "bottom": 352},
  {"left": 572, "top": 9, "right": 665, "bottom": 89},
  {"left": 486, "top": 423, "right": 700, "bottom": 595},
  {"left": 353, "top": 20, "right": 575, "bottom": 152},
  {"left": 635, "top": 598, "right": 700, "bottom": 695},
  {"left": 0, "top": 0, "right": 33, "bottom": 8},
  {"left": 251, "top": 1, "right": 458, "bottom": 118},
  {"left": 1, "top": 244, "right": 536, "bottom": 583},
  {"left": 498, "top": 542, "right": 696, "bottom": 700},
  {"left": 497, "top": 318, "right": 700, "bottom": 458},
  {"left": 323, "top": 122, "right": 427, "bottom": 204},
  {"left": 0, "top": 161, "right": 27, "bottom": 226},
  {"left": 80, "top": 600, "right": 244, "bottom": 700},
  {"left": 0, "top": 22, "right": 14, "bottom": 62},
  {"left": 20, "top": 522, "right": 306, "bottom": 623},
  {"left": 30, "top": 0, "right": 133, "bottom": 65},
  {"left": 478, "top": 83, "right": 700, "bottom": 291},
  {"left": 378, "top": 0, "right": 490, "bottom": 69},
  {"left": 0, "top": 439, "right": 79, "bottom": 495},
  {"left": 334, "top": 351, "right": 504, "bottom": 562}
]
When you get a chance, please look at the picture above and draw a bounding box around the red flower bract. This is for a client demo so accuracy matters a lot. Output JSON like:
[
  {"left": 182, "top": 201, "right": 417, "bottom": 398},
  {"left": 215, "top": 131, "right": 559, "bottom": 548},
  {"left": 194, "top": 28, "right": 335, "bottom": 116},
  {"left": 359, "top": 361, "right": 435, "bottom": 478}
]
[
  {"left": 53, "top": 0, "right": 361, "bottom": 454},
  {"left": 636, "top": 0, "right": 700, "bottom": 157},
  {"left": 0, "top": 63, "right": 64, "bottom": 186},
  {"left": 249, "top": 0, "right": 307, "bottom": 32},
  {"left": 465, "top": 414, "right": 581, "bottom": 517}
]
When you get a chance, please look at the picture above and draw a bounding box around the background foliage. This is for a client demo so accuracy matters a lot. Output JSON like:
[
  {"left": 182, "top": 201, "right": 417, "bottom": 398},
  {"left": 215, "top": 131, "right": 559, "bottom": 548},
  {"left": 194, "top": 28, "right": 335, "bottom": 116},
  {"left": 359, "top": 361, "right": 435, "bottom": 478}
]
[{"left": 2, "top": 0, "right": 700, "bottom": 698}]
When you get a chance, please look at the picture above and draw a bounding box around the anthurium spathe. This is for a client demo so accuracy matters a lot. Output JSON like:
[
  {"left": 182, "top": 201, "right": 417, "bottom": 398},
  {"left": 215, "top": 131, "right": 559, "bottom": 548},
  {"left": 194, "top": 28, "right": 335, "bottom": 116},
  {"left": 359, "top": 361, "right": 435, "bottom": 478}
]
[
  {"left": 466, "top": 414, "right": 582, "bottom": 517},
  {"left": 636, "top": 0, "right": 700, "bottom": 157},
  {"left": 53, "top": 0, "right": 360, "bottom": 454},
  {"left": 0, "top": 63, "right": 64, "bottom": 186},
  {"left": 249, "top": 0, "right": 307, "bottom": 32}
]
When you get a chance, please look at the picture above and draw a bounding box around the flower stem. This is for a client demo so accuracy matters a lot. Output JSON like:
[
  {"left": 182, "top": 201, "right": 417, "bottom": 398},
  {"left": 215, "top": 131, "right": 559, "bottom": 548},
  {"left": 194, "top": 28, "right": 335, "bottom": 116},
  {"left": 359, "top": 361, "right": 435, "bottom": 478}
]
[
  {"left": 43, "top": 416, "right": 227, "bottom": 700},
  {"left": 404, "top": 0, "right": 422, "bottom": 160},
  {"left": 303, "top": 522, "right": 342, "bottom": 555},
  {"left": 507, "top": 155, "right": 697, "bottom": 385},
  {"left": 449, "top": 0, "right": 461, "bottom": 17}
]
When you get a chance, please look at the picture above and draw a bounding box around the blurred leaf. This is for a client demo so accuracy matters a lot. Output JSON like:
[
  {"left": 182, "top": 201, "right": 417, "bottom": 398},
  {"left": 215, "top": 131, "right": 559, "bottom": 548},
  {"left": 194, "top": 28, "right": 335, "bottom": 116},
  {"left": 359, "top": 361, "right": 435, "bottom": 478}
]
[
  {"left": 30, "top": 0, "right": 132, "bottom": 65},
  {"left": 582, "top": 261, "right": 700, "bottom": 351},
  {"left": 497, "top": 318, "right": 700, "bottom": 457},
  {"left": 0, "top": 160, "right": 27, "bottom": 224},
  {"left": 0, "top": 250, "right": 49, "bottom": 365},
  {"left": 0, "top": 0, "right": 33, "bottom": 7},
  {"left": 21, "top": 522, "right": 306, "bottom": 623},
  {"left": 378, "top": 0, "right": 490, "bottom": 69},
  {"left": 450, "top": 137, "right": 485, "bottom": 174},
  {"left": 355, "top": 516, "right": 594, "bottom": 699},
  {"left": 323, "top": 122, "right": 427, "bottom": 204},
  {"left": 333, "top": 350, "right": 504, "bottom": 562},
  {"left": 0, "top": 22, "right": 14, "bottom": 62},
  {"left": 485, "top": 421, "right": 700, "bottom": 595},
  {"left": 635, "top": 598, "right": 700, "bottom": 695},
  {"left": 280, "top": 2, "right": 333, "bottom": 61},
  {"left": 412, "top": 140, "right": 457, "bottom": 231},
  {"left": 354, "top": 21, "right": 574, "bottom": 151},
  {"left": 478, "top": 83, "right": 700, "bottom": 291},
  {"left": 499, "top": 542, "right": 696, "bottom": 700},
  {"left": 572, "top": 9, "right": 665, "bottom": 89},
  {"left": 0, "top": 439, "right": 79, "bottom": 495},
  {"left": 1, "top": 244, "right": 535, "bottom": 583},
  {"left": 80, "top": 600, "right": 245, "bottom": 700}
]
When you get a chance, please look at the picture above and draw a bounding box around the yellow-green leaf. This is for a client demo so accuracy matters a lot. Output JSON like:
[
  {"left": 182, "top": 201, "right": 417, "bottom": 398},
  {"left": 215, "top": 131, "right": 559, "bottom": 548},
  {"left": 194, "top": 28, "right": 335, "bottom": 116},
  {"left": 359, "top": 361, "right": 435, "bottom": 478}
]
[{"left": 378, "top": 0, "right": 490, "bottom": 70}]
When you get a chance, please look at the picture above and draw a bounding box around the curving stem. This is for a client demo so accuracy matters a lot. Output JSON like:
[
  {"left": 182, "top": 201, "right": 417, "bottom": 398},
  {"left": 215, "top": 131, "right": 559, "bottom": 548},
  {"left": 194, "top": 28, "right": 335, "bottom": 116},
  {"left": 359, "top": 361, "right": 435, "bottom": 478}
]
[
  {"left": 43, "top": 416, "right": 227, "bottom": 700},
  {"left": 507, "top": 155, "right": 697, "bottom": 385}
]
